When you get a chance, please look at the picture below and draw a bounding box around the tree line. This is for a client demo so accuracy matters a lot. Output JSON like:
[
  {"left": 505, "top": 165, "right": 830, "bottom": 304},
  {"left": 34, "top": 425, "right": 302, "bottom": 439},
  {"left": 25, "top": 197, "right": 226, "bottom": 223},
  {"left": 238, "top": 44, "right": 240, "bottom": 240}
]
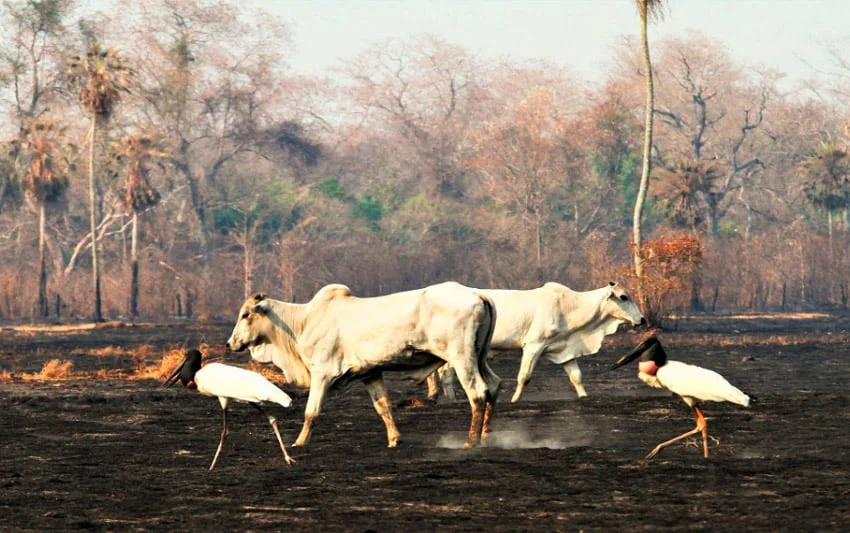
[{"left": 0, "top": 0, "right": 848, "bottom": 321}]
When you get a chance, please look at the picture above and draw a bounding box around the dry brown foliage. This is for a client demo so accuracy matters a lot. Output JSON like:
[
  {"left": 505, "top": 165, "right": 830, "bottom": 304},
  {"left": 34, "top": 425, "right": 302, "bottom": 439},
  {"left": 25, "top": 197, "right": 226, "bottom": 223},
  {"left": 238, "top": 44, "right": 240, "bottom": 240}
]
[
  {"left": 247, "top": 360, "right": 288, "bottom": 386},
  {"left": 87, "top": 345, "right": 125, "bottom": 357},
  {"left": 624, "top": 233, "right": 704, "bottom": 326},
  {"left": 30, "top": 359, "right": 74, "bottom": 380},
  {"left": 131, "top": 348, "right": 184, "bottom": 380}
]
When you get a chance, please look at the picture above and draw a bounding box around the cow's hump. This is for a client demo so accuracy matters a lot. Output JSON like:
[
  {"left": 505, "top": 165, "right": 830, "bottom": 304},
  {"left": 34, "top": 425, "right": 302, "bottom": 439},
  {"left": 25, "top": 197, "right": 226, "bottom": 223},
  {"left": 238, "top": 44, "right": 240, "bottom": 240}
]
[{"left": 313, "top": 284, "right": 352, "bottom": 302}]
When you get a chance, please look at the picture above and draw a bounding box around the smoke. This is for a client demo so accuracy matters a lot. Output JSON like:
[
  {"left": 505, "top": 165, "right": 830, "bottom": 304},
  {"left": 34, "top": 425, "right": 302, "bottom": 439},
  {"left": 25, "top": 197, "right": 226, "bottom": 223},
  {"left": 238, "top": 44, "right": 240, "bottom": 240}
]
[{"left": 436, "top": 418, "right": 595, "bottom": 450}]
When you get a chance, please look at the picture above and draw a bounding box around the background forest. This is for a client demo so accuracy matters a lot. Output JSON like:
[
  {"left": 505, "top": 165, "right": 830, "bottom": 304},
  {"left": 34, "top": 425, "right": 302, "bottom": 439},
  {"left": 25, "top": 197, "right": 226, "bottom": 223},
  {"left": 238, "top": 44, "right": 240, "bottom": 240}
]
[{"left": 1, "top": 0, "right": 849, "bottom": 321}]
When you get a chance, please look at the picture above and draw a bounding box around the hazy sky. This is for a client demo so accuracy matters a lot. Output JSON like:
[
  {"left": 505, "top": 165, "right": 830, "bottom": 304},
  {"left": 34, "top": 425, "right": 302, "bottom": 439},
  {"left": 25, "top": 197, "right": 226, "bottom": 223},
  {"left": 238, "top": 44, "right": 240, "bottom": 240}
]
[
  {"left": 266, "top": 0, "right": 848, "bottom": 87},
  {"left": 80, "top": 0, "right": 850, "bottom": 87}
]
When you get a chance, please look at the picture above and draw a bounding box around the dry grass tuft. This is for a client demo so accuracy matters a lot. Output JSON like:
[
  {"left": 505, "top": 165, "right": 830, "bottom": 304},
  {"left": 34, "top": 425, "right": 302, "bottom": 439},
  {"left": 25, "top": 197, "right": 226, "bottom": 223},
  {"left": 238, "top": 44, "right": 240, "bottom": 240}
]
[
  {"left": 93, "top": 368, "right": 125, "bottom": 379},
  {"left": 89, "top": 345, "right": 124, "bottom": 357},
  {"left": 247, "top": 360, "right": 288, "bottom": 386},
  {"left": 30, "top": 359, "right": 74, "bottom": 380},
  {"left": 0, "top": 369, "right": 16, "bottom": 382},
  {"left": 131, "top": 349, "right": 185, "bottom": 381}
]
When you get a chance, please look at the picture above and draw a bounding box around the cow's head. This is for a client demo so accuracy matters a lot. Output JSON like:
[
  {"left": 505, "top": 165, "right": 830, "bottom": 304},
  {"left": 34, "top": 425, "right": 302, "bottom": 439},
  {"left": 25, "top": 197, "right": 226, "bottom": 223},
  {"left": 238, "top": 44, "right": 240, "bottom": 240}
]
[
  {"left": 601, "top": 281, "right": 646, "bottom": 327},
  {"left": 226, "top": 292, "right": 272, "bottom": 353}
]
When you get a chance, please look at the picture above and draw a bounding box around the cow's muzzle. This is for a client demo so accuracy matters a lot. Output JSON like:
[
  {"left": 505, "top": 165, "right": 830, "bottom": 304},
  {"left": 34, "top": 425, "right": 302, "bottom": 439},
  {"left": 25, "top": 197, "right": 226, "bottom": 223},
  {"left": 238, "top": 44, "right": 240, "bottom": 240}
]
[{"left": 225, "top": 340, "right": 245, "bottom": 353}]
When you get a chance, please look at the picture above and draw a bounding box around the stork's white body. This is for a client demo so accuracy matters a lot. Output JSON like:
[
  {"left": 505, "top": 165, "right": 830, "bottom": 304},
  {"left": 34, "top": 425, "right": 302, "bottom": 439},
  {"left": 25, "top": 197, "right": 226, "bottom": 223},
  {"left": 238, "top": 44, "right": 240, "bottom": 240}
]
[
  {"left": 195, "top": 363, "right": 293, "bottom": 410},
  {"left": 612, "top": 337, "right": 751, "bottom": 459},
  {"left": 639, "top": 361, "right": 751, "bottom": 408},
  {"left": 165, "top": 350, "right": 296, "bottom": 470}
]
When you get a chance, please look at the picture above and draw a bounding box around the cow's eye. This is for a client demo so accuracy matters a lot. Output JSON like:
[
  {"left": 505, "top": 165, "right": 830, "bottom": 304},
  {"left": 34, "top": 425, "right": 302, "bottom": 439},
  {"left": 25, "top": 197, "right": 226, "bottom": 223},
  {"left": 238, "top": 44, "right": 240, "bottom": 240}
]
[
  {"left": 241, "top": 312, "right": 249, "bottom": 319},
  {"left": 619, "top": 295, "right": 629, "bottom": 302}
]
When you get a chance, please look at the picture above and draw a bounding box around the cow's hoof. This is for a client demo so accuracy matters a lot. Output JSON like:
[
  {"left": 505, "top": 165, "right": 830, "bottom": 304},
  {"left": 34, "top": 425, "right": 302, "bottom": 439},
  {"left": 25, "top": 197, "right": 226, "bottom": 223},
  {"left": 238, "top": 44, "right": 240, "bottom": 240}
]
[{"left": 463, "top": 440, "right": 480, "bottom": 449}]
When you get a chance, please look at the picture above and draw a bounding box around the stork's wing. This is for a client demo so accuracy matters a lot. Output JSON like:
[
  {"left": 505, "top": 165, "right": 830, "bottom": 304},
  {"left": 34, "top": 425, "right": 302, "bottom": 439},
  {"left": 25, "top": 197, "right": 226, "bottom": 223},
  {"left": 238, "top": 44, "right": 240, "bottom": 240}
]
[
  {"left": 656, "top": 361, "right": 750, "bottom": 406},
  {"left": 197, "top": 363, "right": 293, "bottom": 408}
]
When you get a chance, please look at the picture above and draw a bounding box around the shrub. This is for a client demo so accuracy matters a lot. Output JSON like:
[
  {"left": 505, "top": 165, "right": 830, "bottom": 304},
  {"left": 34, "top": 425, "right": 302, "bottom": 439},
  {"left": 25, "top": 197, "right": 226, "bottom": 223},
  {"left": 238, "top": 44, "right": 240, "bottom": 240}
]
[
  {"left": 624, "top": 233, "right": 704, "bottom": 326},
  {"left": 32, "top": 359, "right": 74, "bottom": 380}
]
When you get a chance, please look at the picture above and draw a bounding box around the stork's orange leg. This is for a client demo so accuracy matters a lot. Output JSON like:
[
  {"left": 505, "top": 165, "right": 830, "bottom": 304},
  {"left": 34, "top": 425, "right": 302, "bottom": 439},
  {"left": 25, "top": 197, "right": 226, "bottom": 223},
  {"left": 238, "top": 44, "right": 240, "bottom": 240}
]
[
  {"left": 694, "top": 406, "right": 709, "bottom": 458},
  {"left": 646, "top": 406, "right": 708, "bottom": 460}
]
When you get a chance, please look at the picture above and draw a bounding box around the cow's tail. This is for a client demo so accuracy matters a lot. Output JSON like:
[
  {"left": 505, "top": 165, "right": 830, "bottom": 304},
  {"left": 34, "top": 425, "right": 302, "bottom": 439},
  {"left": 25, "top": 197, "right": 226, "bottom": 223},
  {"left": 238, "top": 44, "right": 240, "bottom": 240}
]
[{"left": 475, "top": 294, "right": 500, "bottom": 396}]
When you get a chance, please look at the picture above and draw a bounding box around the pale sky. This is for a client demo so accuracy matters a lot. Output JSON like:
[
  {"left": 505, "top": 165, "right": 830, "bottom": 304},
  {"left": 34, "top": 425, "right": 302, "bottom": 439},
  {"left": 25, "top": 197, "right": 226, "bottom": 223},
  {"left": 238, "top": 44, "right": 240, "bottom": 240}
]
[
  {"left": 82, "top": 0, "right": 850, "bottom": 88},
  {"left": 270, "top": 0, "right": 848, "bottom": 87}
]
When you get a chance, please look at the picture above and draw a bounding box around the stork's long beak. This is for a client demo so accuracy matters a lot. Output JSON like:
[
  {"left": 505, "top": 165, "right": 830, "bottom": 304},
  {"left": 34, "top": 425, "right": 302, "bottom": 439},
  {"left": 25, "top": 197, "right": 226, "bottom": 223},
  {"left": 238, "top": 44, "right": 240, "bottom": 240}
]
[
  {"left": 163, "top": 359, "right": 186, "bottom": 387},
  {"left": 610, "top": 348, "right": 642, "bottom": 370},
  {"left": 610, "top": 337, "right": 656, "bottom": 370}
]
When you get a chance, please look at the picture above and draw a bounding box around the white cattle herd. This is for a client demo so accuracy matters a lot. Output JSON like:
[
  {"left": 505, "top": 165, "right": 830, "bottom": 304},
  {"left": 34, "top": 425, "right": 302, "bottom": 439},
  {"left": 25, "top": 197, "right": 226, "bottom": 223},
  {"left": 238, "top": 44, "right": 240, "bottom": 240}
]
[{"left": 165, "top": 280, "right": 752, "bottom": 467}]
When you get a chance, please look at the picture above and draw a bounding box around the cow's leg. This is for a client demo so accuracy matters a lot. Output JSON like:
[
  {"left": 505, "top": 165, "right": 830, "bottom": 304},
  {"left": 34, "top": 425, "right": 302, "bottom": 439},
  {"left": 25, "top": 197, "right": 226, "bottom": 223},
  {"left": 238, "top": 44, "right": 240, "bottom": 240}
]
[
  {"left": 364, "top": 375, "right": 401, "bottom": 447},
  {"left": 426, "top": 372, "right": 440, "bottom": 401},
  {"left": 512, "top": 343, "right": 546, "bottom": 402},
  {"left": 452, "top": 363, "right": 488, "bottom": 448},
  {"left": 426, "top": 366, "right": 459, "bottom": 402},
  {"left": 480, "top": 360, "right": 502, "bottom": 440},
  {"left": 440, "top": 365, "right": 459, "bottom": 402},
  {"left": 563, "top": 359, "right": 587, "bottom": 398},
  {"left": 294, "top": 373, "right": 332, "bottom": 447}
]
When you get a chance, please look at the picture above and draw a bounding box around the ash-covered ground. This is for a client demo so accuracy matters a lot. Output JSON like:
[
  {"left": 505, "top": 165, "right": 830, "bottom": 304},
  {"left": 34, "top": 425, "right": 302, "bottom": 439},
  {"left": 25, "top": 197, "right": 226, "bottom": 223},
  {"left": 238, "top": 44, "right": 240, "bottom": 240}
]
[{"left": 1, "top": 315, "right": 849, "bottom": 531}]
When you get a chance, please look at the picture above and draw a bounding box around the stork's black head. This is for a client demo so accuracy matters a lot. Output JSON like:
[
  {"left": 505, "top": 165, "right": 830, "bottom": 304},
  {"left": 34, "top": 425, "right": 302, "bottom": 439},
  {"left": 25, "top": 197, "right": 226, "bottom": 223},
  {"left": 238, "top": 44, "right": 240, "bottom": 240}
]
[
  {"left": 610, "top": 336, "right": 668, "bottom": 370},
  {"left": 163, "top": 349, "right": 203, "bottom": 388}
]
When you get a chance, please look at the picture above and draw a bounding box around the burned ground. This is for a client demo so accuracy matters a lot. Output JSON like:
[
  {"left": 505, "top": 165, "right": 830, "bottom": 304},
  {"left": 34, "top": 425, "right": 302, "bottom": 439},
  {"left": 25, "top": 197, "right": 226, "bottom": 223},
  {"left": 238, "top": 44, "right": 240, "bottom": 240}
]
[{"left": 1, "top": 315, "right": 850, "bottom": 531}]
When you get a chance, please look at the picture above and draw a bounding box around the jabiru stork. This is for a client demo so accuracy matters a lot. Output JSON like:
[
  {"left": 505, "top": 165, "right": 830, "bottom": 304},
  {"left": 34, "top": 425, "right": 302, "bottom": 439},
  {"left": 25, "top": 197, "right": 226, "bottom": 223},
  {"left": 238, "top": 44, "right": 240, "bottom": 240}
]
[
  {"left": 611, "top": 336, "right": 750, "bottom": 459},
  {"left": 164, "top": 349, "right": 295, "bottom": 470}
]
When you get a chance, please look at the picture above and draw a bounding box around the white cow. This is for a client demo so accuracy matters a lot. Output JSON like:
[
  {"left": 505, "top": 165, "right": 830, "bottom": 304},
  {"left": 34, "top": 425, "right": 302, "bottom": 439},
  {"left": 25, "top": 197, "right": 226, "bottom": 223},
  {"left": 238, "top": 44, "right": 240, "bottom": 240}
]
[
  {"left": 226, "top": 282, "right": 501, "bottom": 448},
  {"left": 429, "top": 282, "right": 644, "bottom": 402}
]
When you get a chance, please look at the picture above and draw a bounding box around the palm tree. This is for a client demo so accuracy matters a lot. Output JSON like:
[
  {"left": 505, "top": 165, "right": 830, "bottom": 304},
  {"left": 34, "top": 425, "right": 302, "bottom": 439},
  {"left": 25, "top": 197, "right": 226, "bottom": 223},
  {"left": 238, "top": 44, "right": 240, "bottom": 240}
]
[
  {"left": 111, "top": 133, "right": 165, "bottom": 318},
  {"left": 799, "top": 142, "right": 850, "bottom": 258},
  {"left": 67, "top": 41, "right": 134, "bottom": 321},
  {"left": 18, "top": 120, "right": 69, "bottom": 317},
  {"left": 632, "top": 0, "right": 665, "bottom": 281},
  {"left": 655, "top": 159, "right": 723, "bottom": 233}
]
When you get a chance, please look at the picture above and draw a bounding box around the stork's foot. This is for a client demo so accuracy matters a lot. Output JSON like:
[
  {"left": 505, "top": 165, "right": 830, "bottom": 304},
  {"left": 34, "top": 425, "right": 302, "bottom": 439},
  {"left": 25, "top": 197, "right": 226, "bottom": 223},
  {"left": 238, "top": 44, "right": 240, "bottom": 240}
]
[
  {"left": 645, "top": 446, "right": 663, "bottom": 460},
  {"left": 683, "top": 437, "right": 701, "bottom": 450}
]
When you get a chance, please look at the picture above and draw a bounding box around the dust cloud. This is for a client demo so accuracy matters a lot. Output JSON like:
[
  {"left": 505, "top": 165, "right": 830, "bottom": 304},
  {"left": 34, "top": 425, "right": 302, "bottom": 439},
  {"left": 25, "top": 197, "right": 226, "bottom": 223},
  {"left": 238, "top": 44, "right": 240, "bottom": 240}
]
[{"left": 436, "top": 418, "right": 596, "bottom": 450}]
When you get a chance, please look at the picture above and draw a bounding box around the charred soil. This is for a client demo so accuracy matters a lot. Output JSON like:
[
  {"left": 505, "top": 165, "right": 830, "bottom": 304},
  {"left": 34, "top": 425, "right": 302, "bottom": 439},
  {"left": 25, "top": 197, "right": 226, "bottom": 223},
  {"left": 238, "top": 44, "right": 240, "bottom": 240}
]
[{"left": 2, "top": 315, "right": 850, "bottom": 531}]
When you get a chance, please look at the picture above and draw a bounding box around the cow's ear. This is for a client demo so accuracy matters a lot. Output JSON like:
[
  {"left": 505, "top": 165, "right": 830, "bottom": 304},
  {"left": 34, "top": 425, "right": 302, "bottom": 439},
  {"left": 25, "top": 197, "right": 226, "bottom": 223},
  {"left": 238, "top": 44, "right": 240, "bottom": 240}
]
[
  {"left": 608, "top": 281, "right": 617, "bottom": 287},
  {"left": 252, "top": 299, "right": 271, "bottom": 315},
  {"left": 251, "top": 292, "right": 267, "bottom": 303}
]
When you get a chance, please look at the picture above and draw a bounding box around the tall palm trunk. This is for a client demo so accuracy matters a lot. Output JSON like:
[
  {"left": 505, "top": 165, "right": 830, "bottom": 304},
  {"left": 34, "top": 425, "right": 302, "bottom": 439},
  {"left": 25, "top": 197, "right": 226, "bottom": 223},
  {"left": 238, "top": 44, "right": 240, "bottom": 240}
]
[
  {"left": 632, "top": 2, "right": 655, "bottom": 292},
  {"left": 130, "top": 212, "right": 139, "bottom": 318},
  {"left": 87, "top": 113, "right": 103, "bottom": 321},
  {"left": 243, "top": 216, "right": 253, "bottom": 299},
  {"left": 38, "top": 202, "right": 48, "bottom": 318}
]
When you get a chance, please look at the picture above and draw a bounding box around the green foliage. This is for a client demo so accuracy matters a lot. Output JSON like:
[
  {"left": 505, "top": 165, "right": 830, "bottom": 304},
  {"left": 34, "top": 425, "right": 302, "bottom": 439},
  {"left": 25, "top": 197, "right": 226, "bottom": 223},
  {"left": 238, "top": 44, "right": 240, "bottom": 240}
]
[
  {"left": 799, "top": 143, "right": 850, "bottom": 213},
  {"left": 313, "top": 177, "right": 390, "bottom": 231},
  {"left": 717, "top": 220, "right": 739, "bottom": 238},
  {"left": 214, "top": 179, "right": 304, "bottom": 243},
  {"left": 213, "top": 206, "right": 242, "bottom": 235},
  {"left": 590, "top": 108, "right": 642, "bottom": 226},
  {"left": 353, "top": 194, "right": 384, "bottom": 229},
  {"left": 314, "top": 178, "right": 348, "bottom": 200}
]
